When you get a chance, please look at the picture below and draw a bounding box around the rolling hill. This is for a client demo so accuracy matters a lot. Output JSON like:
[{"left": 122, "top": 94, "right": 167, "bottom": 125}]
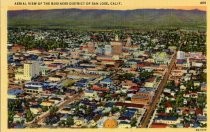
[{"left": 8, "top": 9, "right": 206, "bottom": 30}]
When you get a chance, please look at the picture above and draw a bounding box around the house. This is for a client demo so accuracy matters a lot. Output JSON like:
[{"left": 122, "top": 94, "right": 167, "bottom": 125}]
[
  {"left": 59, "top": 107, "right": 73, "bottom": 114},
  {"left": 100, "top": 78, "right": 113, "bottom": 87},
  {"left": 180, "top": 85, "right": 187, "bottom": 91},
  {"left": 75, "top": 79, "right": 89, "bottom": 88},
  {"left": 49, "top": 97, "right": 63, "bottom": 104},
  {"left": 25, "top": 87, "right": 43, "bottom": 94},
  {"left": 91, "top": 85, "right": 109, "bottom": 92},
  {"left": 193, "top": 81, "right": 200, "bottom": 87},
  {"left": 48, "top": 75, "right": 63, "bottom": 82},
  {"left": 154, "top": 116, "right": 181, "bottom": 125},
  {"left": 131, "top": 88, "right": 154, "bottom": 105},
  {"left": 121, "top": 80, "right": 138, "bottom": 89},
  {"left": 30, "top": 105, "right": 42, "bottom": 115},
  {"left": 60, "top": 114, "right": 70, "bottom": 121},
  {"left": 165, "top": 102, "right": 173, "bottom": 113},
  {"left": 118, "top": 121, "right": 131, "bottom": 128},
  {"left": 84, "top": 90, "right": 98, "bottom": 98},
  {"left": 8, "top": 89, "right": 24, "bottom": 99},
  {"left": 144, "top": 77, "right": 157, "bottom": 88},
  {"left": 13, "top": 113, "right": 25, "bottom": 123},
  {"left": 201, "top": 83, "right": 207, "bottom": 91},
  {"left": 40, "top": 101, "right": 54, "bottom": 107},
  {"left": 197, "top": 115, "right": 207, "bottom": 124},
  {"left": 11, "top": 44, "right": 26, "bottom": 53},
  {"left": 150, "top": 123, "right": 168, "bottom": 128}
]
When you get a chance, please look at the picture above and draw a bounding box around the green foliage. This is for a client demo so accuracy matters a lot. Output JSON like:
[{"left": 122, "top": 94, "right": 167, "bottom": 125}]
[
  {"left": 111, "top": 106, "right": 120, "bottom": 114},
  {"left": 49, "top": 106, "right": 59, "bottom": 115},
  {"left": 25, "top": 109, "right": 34, "bottom": 122},
  {"left": 119, "top": 73, "right": 135, "bottom": 81},
  {"left": 41, "top": 106, "right": 49, "bottom": 112},
  {"left": 130, "top": 117, "right": 137, "bottom": 127},
  {"left": 139, "top": 70, "right": 153, "bottom": 80},
  {"left": 66, "top": 116, "right": 74, "bottom": 127}
]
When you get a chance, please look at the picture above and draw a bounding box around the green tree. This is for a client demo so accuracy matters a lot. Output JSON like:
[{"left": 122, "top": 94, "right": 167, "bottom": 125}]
[
  {"left": 131, "top": 117, "right": 137, "bottom": 127},
  {"left": 25, "top": 109, "right": 34, "bottom": 122},
  {"left": 66, "top": 116, "right": 74, "bottom": 127},
  {"left": 49, "top": 106, "right": 59, "bottom": 115}
]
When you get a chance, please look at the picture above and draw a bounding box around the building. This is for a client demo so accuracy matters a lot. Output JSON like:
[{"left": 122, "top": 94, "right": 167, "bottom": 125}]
[
  {"left": 103, "top": 118, "right": 118, "bottom": 128},
  {"left": 111, "top": 35, "right": 123, "bottom": 55},
  {"left": 8, "top": 89, "right": 24, "bottom": 99},
  {"left": 154, "top": 116, "right": 181, "bottom": 125},
  {"left": 131, "top": 88, "right": 154, "bottom": 105},
  {"left": 118, "top": 121, "right": 131, "bottom": 128},
  {"left": 15, "top": 61, "right": 41, "bottom": 81},
  {"left": 104, "top": 45, "right": 112, "bottom": 56},
  {"left": 126, "top": 36, "right": 132, "bottom": 46},
  {"left": 11, "top": 44, "right": 25, "bottom": 53},
  {"left": 111, "top": 42, "right": 122, "bottom": 55},
  {"left": 100, "top": 78, "right": 113, "bottom": 87},
  {"left": 177, "top": 51, "right": 185, "bottom": 64},
  {"left": 87, "top": 42, "right": 95, "bottom": 53},
  {"left": 48, "top": 75, "right": 63, "bottom": 82},
  {"left": 177, "top": 51, "right": 185, "bottom": 60},
  {"left": 84, "top": 90, "right": 98, "bottom": 98}
]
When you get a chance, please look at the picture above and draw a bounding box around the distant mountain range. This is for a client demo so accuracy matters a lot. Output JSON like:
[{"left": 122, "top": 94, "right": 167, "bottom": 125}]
[{"left": 8, "top": 9, "right": 206, "bottom": 30}]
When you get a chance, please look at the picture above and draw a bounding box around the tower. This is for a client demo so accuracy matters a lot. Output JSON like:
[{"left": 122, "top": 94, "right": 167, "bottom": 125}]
[{"left": 104, "top": 45, "right": 112, "bottom": 56}]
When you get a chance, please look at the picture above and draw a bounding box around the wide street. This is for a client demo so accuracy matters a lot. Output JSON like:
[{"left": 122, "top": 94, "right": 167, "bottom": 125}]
[{"left": 140, "top": 51, "right": 177, "bottom": 128}]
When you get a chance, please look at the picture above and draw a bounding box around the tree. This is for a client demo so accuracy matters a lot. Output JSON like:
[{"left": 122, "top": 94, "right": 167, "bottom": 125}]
[
  {"left": 58, "top": 120, "right": 66, "bottom": 127},
  {"left": 66, "top": 116, "right": 74, "bottom": 127},
  {"left": 41, "top": 106, "right": 48, "bottom": 112},
  {"left": 49, "top": 106, "right": 58, "bottom": 115},
  {"left": 139, "top": 70, "right": 154, "bottom": 80},
  {"left": 131, "top": 117, "right": 137, "bottom": 127},
  {"left": 25, "top": 109, "right": 34, "bottom": 122},
  {"left": 111, "top": 106, "right": 120, "bottom": 114},
  {"left": 8, "top": 110, "right": 15, "bottom": 123},
  {"left": 119, "top": 73, "right": 135, "bottom": 81}
]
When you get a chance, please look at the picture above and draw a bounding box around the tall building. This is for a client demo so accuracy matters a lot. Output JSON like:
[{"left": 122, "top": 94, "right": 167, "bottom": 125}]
[
  {"left": 15, "top": 61, "right": 41, "bottom": 81},
  {"left": 111, "top": 35, "right": 122, "bottom": 55},
  {"left": 87, "top": 42, "right": 95, "bottom": 53},
  {"left": 23, "top": 61, "right": 40, "bottom": 80},
  {"left": 177, "top": 51, "right": 185, "bottom": 60},
  {"left": 104, "top": 45, "right": 112, "bottom": 56},
  {"left": 177, "top": 51, "right": 185, "bottom": 64},
  {"left": 126, "top": 36, "right": 132, "bottom": 46}
]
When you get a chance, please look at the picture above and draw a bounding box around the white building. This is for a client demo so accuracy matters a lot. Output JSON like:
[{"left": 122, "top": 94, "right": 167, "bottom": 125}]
[
  {"left": 104, "top": 45, "right": 112, "bottom": 56},
  {"left": 15, "top": 61, "right": 41, "bottom": 81},
  {"left": 177, "top": 51, "right": 185, "bottom": 60}
]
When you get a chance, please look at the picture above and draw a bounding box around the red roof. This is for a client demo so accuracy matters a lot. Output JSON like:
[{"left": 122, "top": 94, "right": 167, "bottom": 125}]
[
  {"left": 129, "top": 86, "right": 139, "bottom": 91},
  {"left": 92, "top": 85, "right": 109, "bottom": 92},
  {"left": 115, "top": 102, "right": 144, "bottom": 108},
  {"left": 195, "top": 108, "right": 203, "bottom": 115},
  {"left": 150, "top": 123, "right": 168, "bottom": 128},
  {"left": 165, "top": 101, "right": 172, "bottom": 108}
]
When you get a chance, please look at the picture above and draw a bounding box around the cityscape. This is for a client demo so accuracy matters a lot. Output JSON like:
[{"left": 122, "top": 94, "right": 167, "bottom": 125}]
[{"left": 7, "top": 9, "right": 207, "bottom": 128}]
